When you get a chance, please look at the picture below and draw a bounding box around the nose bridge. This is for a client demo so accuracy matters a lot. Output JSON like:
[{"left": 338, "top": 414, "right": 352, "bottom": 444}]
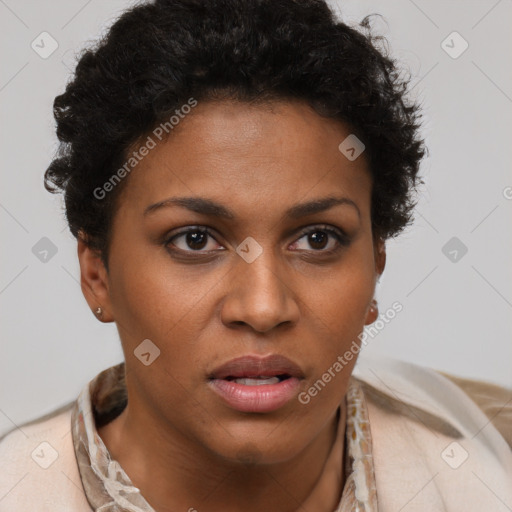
[
  {"left": 241, "top": 247, "right": 284, "bottom": 297},
  {"left": 221, "top": 239, "right": 299, "bottom": 332}
]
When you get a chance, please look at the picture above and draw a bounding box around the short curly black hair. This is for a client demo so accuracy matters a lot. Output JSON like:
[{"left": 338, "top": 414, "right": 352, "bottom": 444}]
[{"left": 44, "top": 0, "right": 426, "bottom": 271}]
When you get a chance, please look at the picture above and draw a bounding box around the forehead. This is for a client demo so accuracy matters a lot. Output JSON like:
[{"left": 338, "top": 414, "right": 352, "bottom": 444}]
[{"left": 117, "top": 99, "right": 372, "bottom": 218}]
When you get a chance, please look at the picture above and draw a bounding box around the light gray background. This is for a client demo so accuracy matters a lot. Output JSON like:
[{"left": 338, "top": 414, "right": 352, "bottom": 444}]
[{"left": 1, "top": 0, "right": 511, "bottom": 438}]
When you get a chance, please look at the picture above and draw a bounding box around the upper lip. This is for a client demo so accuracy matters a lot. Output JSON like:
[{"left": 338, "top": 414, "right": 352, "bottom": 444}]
[{"left": 209, "top": 354, "right": 305, "bottom": 380}]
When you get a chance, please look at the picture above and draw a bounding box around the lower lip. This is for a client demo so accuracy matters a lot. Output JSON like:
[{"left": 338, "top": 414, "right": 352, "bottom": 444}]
[{"left": 208, "top": 378, "right": 301, "bottom": 413}]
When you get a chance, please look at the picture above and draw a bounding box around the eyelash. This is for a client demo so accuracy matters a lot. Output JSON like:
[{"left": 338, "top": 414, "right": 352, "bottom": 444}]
[{"left": 163, "top": 224, "right": 350, "bottom": 258}]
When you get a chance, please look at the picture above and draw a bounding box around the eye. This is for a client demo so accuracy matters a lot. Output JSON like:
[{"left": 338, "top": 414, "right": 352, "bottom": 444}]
[
  {"left": 164, "top": 224, "right": 350, "bottom": 257},
  {"left": 290, "top": 225, "right": 349, "bottom": 253},
  {"left": 165, "top": 227, "right": 223, "bottom": 253}
]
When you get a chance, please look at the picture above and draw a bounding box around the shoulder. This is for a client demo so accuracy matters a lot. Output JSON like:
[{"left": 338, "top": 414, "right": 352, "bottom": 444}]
[
  {"left": 0, "top": 402, "right": 92, "bottom": 511},
  {"left": 353, "top": 355, "right": 512, "bottom": 512},
  {"left": 440, "top": 371, "right": 512, "bottom": 448},
  {"left": 353, "top": 355, "right": 512, "bottom": 446}
]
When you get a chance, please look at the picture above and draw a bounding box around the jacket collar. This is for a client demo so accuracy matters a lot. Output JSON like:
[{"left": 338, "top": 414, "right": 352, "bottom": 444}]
[{"left": 352, "top": 354, "right": 466, "bottom": 439}]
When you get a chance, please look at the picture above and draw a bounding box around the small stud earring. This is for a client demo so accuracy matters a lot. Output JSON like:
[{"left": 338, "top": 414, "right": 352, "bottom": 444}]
[{"left": 95, "top": 307, "right": 103, "bottom": 317}]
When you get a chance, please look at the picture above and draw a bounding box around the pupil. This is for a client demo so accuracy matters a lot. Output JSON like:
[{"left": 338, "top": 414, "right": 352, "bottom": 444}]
[
  {"left": 309, "top": 231, "right": 327, "bottom": 249},
  {"left": 187, "top": 231, "right": 207, "bottom": 250}
]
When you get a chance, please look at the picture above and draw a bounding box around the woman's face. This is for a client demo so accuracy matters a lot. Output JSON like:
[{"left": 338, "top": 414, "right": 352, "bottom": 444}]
[{"left": 80, "top": 99, "right": 385, "bottom": 465}]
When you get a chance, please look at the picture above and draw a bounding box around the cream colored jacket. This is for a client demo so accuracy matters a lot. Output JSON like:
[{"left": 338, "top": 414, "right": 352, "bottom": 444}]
[{"left": 1, "top": 356, "right": 511, "bottom": 511}]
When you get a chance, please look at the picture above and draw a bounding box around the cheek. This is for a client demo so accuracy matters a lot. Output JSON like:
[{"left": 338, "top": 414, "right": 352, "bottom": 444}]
[
  {"left": 299, "top": 248, "right": 376, "bottom": 369},
  {"left": 307, "top": 249, "right": 375, "bottom": 326},
  {"left": 108, "top": 243, "right": 214, "bottom": 333}
]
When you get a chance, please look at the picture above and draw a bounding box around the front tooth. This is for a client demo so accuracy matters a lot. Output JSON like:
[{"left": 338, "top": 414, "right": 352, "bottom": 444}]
[{"left": 234, "top": 377, "right": 280, "bottom": 385}]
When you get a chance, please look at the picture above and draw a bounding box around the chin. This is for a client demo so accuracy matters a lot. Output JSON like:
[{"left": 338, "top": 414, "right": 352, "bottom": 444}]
[{"left": 205, "top": 429, "right": 306, "bottom": 468}]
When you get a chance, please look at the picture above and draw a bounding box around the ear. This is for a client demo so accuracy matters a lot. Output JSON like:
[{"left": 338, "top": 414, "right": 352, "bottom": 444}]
[
  {"left": 77, "top": 234, "right": 114, "bottom": 322},
  {"left": 364, "top": 236, "right": 386, "bottom": 325},
  {"left": 374, "top": 235, "right": 386, "bottom": 277}
]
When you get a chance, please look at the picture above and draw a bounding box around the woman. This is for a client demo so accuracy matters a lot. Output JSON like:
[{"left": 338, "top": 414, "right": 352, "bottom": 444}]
[{"left": 1, "top": 0, "right": 510, "bottom": 510}]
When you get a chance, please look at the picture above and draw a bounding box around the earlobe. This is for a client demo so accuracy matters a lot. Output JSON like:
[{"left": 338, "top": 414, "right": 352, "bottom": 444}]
[
  {"left": 77, "top": 235, "right": 113, "bottom": 322},
  {"left": 364, "top": 298, "right": 378, "bottom": 325}
]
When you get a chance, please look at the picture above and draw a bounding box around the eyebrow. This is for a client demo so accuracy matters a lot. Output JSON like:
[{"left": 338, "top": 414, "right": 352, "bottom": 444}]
[{"left": 143, "top": 195, "right": 361, "bottom": 220}]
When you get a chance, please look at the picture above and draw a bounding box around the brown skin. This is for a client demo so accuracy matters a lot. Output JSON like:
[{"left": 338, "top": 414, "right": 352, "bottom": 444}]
[{"left": 78, "top": 99, "right": 386, "bottom": 512}]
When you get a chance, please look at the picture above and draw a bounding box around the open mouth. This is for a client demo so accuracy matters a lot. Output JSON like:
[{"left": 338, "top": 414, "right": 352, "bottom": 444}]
[
  {"left": 208, "top": 374, "right": 301, "bottom": 412},
  {"left": 223, "top": 374, "right": 291, "bottom": 385},
  {"left": 207, "top": 354, "right": 304, "bottom": 412}
]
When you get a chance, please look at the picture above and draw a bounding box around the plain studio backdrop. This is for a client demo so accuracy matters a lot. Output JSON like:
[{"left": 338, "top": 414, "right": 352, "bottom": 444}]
[{"left": 1, "top": 0, "right": 511, "bottom": 437}]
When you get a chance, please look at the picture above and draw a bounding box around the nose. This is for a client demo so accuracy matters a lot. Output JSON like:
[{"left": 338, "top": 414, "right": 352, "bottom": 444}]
[{"left": 220, "top": 249, "right": 300, "bottom": 333}]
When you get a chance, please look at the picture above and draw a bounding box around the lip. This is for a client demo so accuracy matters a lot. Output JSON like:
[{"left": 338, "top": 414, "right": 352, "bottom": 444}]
[
  {"left": 209, "top": 354, "right": 304, "bottom": 380},
  {"left": 208, "top": 354, "right": 304, "bottom": 413}
]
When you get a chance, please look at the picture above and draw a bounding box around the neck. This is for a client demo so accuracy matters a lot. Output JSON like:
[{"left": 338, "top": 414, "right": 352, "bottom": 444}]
[{"left": 98, "top": 403, "right": 346, "bottom": 512}]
